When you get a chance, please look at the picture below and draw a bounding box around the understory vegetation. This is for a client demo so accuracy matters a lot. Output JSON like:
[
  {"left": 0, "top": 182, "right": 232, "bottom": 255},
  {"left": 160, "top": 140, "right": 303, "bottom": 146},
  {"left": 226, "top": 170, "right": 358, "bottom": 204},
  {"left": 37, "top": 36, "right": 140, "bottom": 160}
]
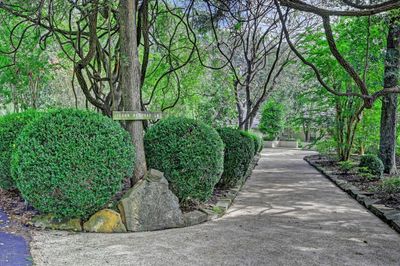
[{"left": 0, "top": 1, "right": 400, "bottom": 220}]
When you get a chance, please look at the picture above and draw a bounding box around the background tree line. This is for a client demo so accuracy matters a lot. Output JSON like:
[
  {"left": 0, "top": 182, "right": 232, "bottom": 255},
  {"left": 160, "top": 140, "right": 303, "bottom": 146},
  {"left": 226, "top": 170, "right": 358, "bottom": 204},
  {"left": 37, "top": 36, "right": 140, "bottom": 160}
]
[{"left": 0, "top": 0, "right": 399, "bottom": 181}]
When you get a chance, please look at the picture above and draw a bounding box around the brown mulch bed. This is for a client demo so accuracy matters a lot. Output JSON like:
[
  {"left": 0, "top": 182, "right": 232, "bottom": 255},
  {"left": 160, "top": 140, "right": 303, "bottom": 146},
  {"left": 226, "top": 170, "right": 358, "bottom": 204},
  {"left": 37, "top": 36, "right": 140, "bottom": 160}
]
[
  {"left": 308, "top": 154, "right": 400, "bottom": 210},
  {"left": 0, "top": 189, "right": 36, "bottom": 239},
  {"left": 0, "top": 189, "right": 38, "bottom": 225}
]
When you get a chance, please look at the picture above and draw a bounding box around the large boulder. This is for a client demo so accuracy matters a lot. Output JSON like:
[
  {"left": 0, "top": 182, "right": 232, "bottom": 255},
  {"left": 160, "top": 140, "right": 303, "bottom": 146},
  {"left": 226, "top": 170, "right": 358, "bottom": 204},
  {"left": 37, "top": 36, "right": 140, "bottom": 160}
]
[
  {"left": 83, "top": 209, "right": 126, "bottom": 233},
  {"left": 118, "top": 169, "right": 184, "bottom": 231}
]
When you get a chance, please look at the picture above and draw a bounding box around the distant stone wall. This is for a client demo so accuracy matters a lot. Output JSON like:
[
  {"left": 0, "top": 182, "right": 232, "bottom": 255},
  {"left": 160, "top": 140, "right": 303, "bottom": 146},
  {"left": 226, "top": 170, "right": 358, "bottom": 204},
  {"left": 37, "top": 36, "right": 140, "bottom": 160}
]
[{"left": 264, "top": 141, "right": 298, "bottom": 149}]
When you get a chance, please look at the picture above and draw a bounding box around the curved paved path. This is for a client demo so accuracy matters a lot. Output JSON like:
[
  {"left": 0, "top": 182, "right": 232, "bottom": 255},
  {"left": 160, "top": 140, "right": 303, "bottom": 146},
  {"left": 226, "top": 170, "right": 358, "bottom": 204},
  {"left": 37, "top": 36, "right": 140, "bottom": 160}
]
[{"left": 31, "top": 149, "right": 400, "bottom": 265}]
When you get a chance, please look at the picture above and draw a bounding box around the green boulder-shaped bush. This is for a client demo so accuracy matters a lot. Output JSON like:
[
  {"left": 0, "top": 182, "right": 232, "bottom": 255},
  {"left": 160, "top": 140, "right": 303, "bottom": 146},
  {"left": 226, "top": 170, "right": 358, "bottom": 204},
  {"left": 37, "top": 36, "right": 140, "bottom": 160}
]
[
  {"left": 259, "top": 100, "right": 285, "bottom": 140},
  {"left": 144, "top": 117, "right": 224, "bottom": 202},
  {"left": 0, "top": 110, "right": 39, "bottom": 190},
  {"left": 259, "top": 138, "right": 264, "bottom": 152},
  {"left": 246, "top": 132, "right": 263, "bottom": 154},
  {"left": 12, "top": 109, "right": 135, "bottom": 218},
  {"left": 359, "top": 154, "right": 384, "bottom": 178},
  {"left": 217, "top": 128, "right": 255, "bottom": 189},
  {"left": 240, "top": 131, "right": 256, "bottom": 156}
]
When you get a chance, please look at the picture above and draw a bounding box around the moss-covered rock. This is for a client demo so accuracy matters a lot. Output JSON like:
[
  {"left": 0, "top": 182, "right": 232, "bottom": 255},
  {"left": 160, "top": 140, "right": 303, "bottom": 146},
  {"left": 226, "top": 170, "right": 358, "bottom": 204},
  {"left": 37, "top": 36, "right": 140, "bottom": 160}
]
[
  {"left": 30, "top": 214, "right": 82, "bottom": 231},
  {"left": 83, "top": 209, "right": 126, "bottom": 233}
]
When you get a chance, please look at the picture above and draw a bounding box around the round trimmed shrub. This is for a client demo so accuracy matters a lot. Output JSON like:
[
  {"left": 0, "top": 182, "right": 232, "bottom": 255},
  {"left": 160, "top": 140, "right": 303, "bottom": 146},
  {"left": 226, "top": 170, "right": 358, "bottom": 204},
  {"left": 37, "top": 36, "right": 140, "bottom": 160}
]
[
  {"left": 359, "top": 154, "right": 384, "bottom": 178},
  {"left": 246, "top": 132, "right": 263, "bottom": 155},
  {"left": 0, "top": 110, "right": 40, "bottom": 190},
  {"left": 216, "top": 128, "right": 254, "bottom": 189},
  {"left": 11, "top": 109, "right": 135, "bottom": 218},
  {"left": 258, "top": 137, "right": 264, "bottom": 152},
  {"left": 240, "top": 131, "right": 256, "bottom": 157},
  {"left": 144, "top": 117, "right": 224, "bottom": 202}
]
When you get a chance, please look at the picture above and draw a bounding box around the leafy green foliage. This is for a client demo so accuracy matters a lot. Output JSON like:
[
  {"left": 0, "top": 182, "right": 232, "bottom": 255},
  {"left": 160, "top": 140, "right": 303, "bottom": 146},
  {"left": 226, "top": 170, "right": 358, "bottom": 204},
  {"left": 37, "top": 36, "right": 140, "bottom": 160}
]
[
  {"left": 380, "top": 177, "right": 400, "bottom": 194},
  {"left": 0, "top": 110, "right": 40, "bottom": 189},
  {"left": 337, "top": 160, "right": 355, "bottom": 174},
  {"left": 259, "top": 100, "right": 285, "bottom": 141},
  {"left": 216, "top": 128, "right": 254, "bottom": 189},
  {"left": 359, "top": 154, "right": 384, "bottom": 178},
  {"left": 144, "top": 117, "right": 224, "bottom": 202},
  {"left": 240, "top": 131, "right": 256, "bottom": 157},
  {"left": 315, "top": 138, "right": 337, "bottom": 155},
  {"left": 358, "top": 167, "right": 378, "bottom": 181},
  {"left": 244, "top": 132, "right": 263, "bottom": 155},
  {"left": 258, "top": 137, "right": 264, "bottom": 153},
  {"left": 301, "top": 17, "right": 386, "bottom": 160},
  {"left": 11, "top": 109, "right": 135, "bottom": 218},
  {"left": 0, "top": 15, "right": 57, "bottom": 111}
]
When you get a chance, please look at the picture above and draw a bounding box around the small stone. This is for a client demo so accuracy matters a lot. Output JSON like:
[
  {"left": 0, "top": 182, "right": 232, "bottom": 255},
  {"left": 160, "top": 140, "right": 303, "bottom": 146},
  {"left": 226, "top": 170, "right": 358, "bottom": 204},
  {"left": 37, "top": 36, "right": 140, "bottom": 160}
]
[
  {"left": 349, "top": 187, "right": 360, "bottom": 198},
  {"left": 216, "top": 199, "right": 231, "bottom": 211},
  {"left": 201, "top": 208, "right": 219, "bottom": 220},
  {"left": 370, "top": 204, "right": 392, "bottom": 218},
  {"left": 83, "top": 209, "right": 126, "bottom": 233},
  {"left": 363, "top": 198, "right": 380, "bottom": 208},
  {"left": 384, "top": 210, "right": 400, "bottom": 221},
  {"left": 183, "top": 210, "right": 208, "bottom": 226},
  {"left": 391, "top": 219, "right": 400, "bottom": 233},
  {"left": 118, "top": 171, "right": 184, "bottom": 232},
  {"left": 356, "top": 193, "right": 367, "bottom": 203},
  {"left": 149, "top": 169, "right": 164, "bottom": 179},
  {"left": 31, "top": 214, "right": 82, "bottom": 231}
]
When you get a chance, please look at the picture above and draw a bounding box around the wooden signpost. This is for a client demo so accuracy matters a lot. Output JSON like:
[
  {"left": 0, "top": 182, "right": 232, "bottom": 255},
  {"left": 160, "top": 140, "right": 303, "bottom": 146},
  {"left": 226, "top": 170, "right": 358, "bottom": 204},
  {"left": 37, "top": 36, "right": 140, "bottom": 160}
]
[{"left": 112, "top": 111, "right": 163, "bottom": 121}]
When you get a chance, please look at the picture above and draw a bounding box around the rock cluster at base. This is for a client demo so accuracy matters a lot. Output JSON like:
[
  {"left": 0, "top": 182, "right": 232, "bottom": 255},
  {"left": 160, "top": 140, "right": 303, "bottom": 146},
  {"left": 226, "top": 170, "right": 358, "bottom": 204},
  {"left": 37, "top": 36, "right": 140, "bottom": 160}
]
[
  {"left": 118, "top": 169, "right": 184, "bottom": 231},
  {"left": 83, "top": 209, "right": 126, "bottom": 233},
  {"left": 31, "top": 214, "right": 82, "bottom": 231}
]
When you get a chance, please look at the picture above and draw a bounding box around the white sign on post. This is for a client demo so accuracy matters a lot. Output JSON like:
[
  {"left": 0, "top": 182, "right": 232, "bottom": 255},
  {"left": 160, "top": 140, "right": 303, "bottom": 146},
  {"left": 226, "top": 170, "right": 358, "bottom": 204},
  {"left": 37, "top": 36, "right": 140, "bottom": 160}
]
[{"left": 112, "top": 111, "right": 163, "bottom": 121}]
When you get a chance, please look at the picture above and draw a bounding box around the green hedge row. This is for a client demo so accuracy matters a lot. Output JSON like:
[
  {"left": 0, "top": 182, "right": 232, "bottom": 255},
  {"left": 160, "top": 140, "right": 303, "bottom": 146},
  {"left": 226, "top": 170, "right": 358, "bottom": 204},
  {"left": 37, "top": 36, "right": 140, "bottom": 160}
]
[
  {"left": 216, "top": 128, "right": 254, "bottom": 189},
  {"left": 0, "top": 111, "right": 262, "bottom": 218},
  {"left": 144, "top": 117, "right": 263, "bottom": 202},
  {"left": 145, "top": 117, "right": 225, "bottom": 203}
]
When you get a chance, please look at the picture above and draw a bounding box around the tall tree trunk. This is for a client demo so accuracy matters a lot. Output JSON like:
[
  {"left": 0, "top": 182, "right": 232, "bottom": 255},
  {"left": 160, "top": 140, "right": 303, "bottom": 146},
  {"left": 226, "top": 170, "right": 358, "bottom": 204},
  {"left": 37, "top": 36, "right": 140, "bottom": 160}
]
[
  {"left": 379, "top": 17, "right": 400, "bottom": 175},
  {"left": 234, "top": 81, "right": 245, "bottom": 130},
  {"left": 119, "top": 0, "right": 147, "bottom": 183}
]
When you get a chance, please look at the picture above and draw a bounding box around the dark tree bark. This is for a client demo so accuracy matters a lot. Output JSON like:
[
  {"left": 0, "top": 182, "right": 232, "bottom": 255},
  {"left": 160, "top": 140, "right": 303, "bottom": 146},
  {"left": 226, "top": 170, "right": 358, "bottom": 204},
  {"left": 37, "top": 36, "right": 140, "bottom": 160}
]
[
  {"left": 379, "top": 16, "right": 400, "bottom": 175},
  {"left": 119, "top": 0, "right": 148, "bottom": 183}
]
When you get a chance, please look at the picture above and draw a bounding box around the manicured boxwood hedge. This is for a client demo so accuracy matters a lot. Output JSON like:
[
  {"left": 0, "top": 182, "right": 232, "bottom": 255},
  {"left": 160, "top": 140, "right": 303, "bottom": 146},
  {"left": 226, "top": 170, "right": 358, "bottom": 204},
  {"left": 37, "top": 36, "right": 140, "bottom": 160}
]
[
  {"left": 11, "top": 109, "right": 135, "bottom": 218},
  {"left": 0, "top": 110, "right": 40, "bottom": 190},
  {"left": 217, "top": 127, "right": 254, "bottom": 189},
  {"left": 359, "top": 154, "right": 384, "bottom": 178},
  {"left": 246, "top": 132, "right": 263, "bottom": 154},
  {"left": 240, "top": 131, "right": 256, "bottom": 156},
  {"left": 144, "top": 117, "right": 224, "bottom": 202}
]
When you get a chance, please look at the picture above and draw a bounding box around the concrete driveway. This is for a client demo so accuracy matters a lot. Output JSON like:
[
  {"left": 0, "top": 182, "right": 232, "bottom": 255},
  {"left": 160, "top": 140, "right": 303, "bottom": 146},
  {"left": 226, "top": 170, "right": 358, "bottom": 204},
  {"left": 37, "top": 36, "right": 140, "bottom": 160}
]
[{"left": 30, "top": 149, "right": 400, "bottom": 266}]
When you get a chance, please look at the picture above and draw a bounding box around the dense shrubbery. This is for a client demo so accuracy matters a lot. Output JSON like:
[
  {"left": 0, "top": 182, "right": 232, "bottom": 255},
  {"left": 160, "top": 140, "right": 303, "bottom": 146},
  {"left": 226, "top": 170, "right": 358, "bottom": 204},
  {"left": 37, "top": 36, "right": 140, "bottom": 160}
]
[
  {"left": 240, "top": 131, "right": 256, "bottom": 156},
  {"left": 11, "top": 109, "right": 135, "bottom": 218},
  {"left": 145, "top": 117, "right": 224, "bottom": 202},
  {"left": 359, "top": 154, "right": 384, "bottom": 178},
  {"left": 380, "top": 177, "right": 400, "bottom": 194},
  {"left": 258, "top": 137, "right": 264, "bottom": 153},
  {"left": 216, "top": 128, "right": 254, "bottom": 188},
  {"left": 259, "top": 100, "right": 285, "bottom": 141},
  {"left": 338, "top": 160, "right": 356, "bottom": 174},
  {"left": 250, "top": 133, "right": 263, "bottom": 153},
  {"left": 0, "top": 110, "right": 39, "bottom": 190},
  {"left": 243, "top": 132, "right": 261, "bottom": 155}
]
